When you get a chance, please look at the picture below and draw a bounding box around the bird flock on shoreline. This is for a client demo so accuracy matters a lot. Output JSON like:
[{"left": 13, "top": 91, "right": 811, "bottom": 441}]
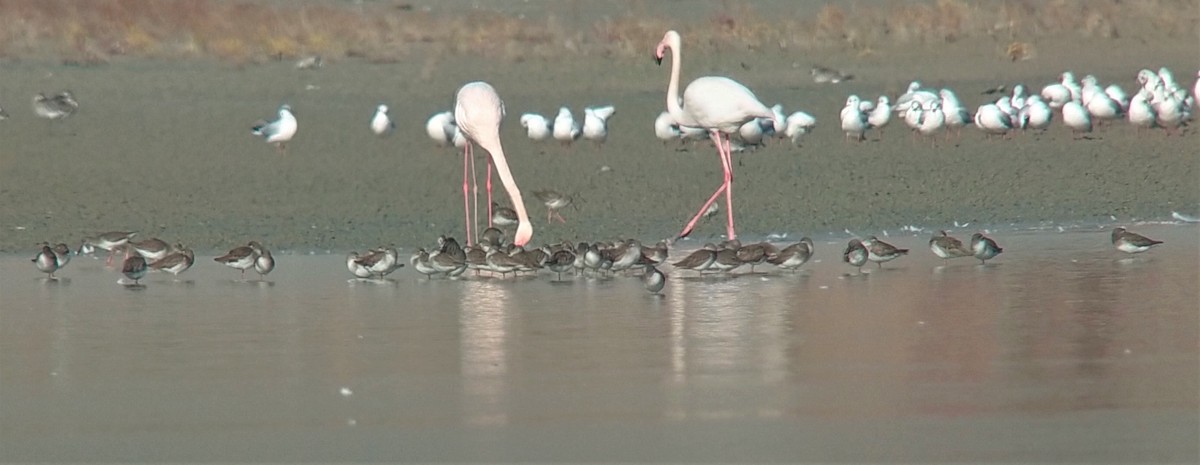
[
  {"left": 14, "top": 30, "right": 1193, "bottom": 293},
  {"left": 32, "top": 224, "right": 1167, "bottom": 295}
]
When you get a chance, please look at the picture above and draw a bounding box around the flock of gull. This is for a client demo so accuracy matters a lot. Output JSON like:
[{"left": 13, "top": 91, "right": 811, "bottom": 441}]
[{"left": 17, "top": 29, "right": 1190, "bottom": 293}]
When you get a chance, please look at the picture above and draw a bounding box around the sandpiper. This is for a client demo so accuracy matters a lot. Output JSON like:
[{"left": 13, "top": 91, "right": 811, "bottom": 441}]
[
  {"left": 639, "top": 240, "right": 669, "bottom": 266},
  {"left": 46, "top": 243, "right": 72, "bottom": 270},
  {"left": 735, "top": 241, "right": 777, "bottom": 272},
  {"left": 407, "top": 249, "right": 438, "bottom": 279},
  {"left": 214, "top": 241, "right": 261, "bottom": 279},
  {"left": 32, "top": 244, "right": 60, "bottom": 278},
  {"left": 642, "top": 264, "right": 666, "bottom": 294},
  {"left": 149, "top": 246, "right": 195, "bottom": 277},
  {"left": 672, "top": 244, "right": 717, "bottom": 274},
  {"left": 253, "top": 243, "right": 275, "bottom": 278},
  {"left": 862, "top": 236, "right": 909, "bottom": 268},
  {"left": 1110, "top": 227, "right": 1162, "bottom": 254},
  {"left": 710, "top": 247, "right": 743, "bottom": 273},
  {"left": 533, "top": 189, "right": 572, "bottom": 224},
  {"left": 485, "top": 246, "right": 521, "bottom": 278},
  {"left": 79, "top": 231, "right": 137, "bottom": 265},
  {"left": 929, "top": 230, "right": 972, "bottom": 264},
  {"left": 491, "top": 202, "right": 519, "bottom": 227},
  {"left": 129, "top": 237, "right": 172, "bottom": 262},
  {"left": 122, "top": 255, "right": 148, "bottom": 285},
  {"left": 843, "top": 238, "right": 869, "bottom": 273},
  {"left": 355, "top": 246, "right": 398, "bottom": 278},
  {"left": 970, "top": 233, "right": 1004, "bottom": 264},
  {"left": 547, "top": 249, "right": 575, "bottom": 281},
  {"left": 768, "top": 237, "right": 814, "bottom": 272},
  {"left": 252, "top": 104, "right": 298, "bottom": 155},
  {"left": 32, "top": 91, "right": 78, "bottom": 124}
]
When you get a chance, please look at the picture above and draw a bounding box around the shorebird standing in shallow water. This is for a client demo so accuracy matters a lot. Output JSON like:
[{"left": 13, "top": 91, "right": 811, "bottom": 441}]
[
  {"left": 214, "top": 241, "right": 263, "bottom": 279},
  {"left": 769, "top": 237, "right": 814, "bottom": 272},
  {"left": 970, "top": 233, "right": 1003, "bottom": 264},
  {"left": 1110, "top": 227, "right": 1162, "bottom": 254},
  {"left": 79, "top": 231, "right": 137, "bottom": 266},
  {"left": 862, "top": 236, "right": 909, "bottom": 268},
  {"left": 929, "top": 230, "right": 972, "bottom": 264},
  {"left": 252, "top": 104, "right": 298, "bottom": 154},
  {"left": 533, "top": 189, "right": 572, "bottom": 223},
  {"left": 32, "top": 244, "right": 61, "bottom": 279},
  {"left": 843, "top": 239, "right": 869, "bottom": 274},
  {"left": 370, "top": 104, "right": 395, "bottom": 136},
  {"left": 672, "top": 244, "right": 717, "bottom": 275},
  {"left": 642, "top": 264, "right": 666, "bottom": 294},
  {"left": 149, "top": 246, "right": 195, "bottom": 278},
  {"left": 254, "top": 243, "right": 275, "bottom": 278},
  {"left": 122, "top": 255, "right": 148, "bottom": 286}
]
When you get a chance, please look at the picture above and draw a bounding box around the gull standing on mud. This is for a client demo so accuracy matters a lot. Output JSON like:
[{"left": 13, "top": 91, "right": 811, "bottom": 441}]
[
  {"left": 655, "top": 30, "right": 775, "bottom": 241},
  {"left": 784, "top": 111, "right": 816, "bottom": 146},
  {"left": 520, "top": 113, "right": 551, "bottom": 141},
  {"left": 370, "top": 104, "right": 395, "bottom": 136},
  {"left": 252, "top": 104, "right": 298, "bottom": 154},
  {"left": 552, "top": 107, "right": 581, "bottom": 146},
  {"left": 426, "top": 110, "right": 466, "bottom": 148},
  {"left": 582, "top": 105, "right": 615, "bottom": 147},
  {"left": 455, "top": 81, "right": 533, "bottom": 247},
  {"left": 841, "top": 95, "right": 870, "bottom": 142}
]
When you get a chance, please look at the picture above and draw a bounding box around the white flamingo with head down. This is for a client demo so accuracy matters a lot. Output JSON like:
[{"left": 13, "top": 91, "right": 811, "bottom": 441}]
[
  {"left": 655, "top": 30, "right": 775, "bottom": 241},
  {"left": 454, "top": 82, "right": 533, "bottom": 247}
]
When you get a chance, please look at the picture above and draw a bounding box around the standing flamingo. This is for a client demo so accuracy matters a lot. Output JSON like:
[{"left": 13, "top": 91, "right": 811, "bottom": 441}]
[
  {"left": 655, "top": 30, "right": 774, "bottom": 241},
  {"left": 454, "top": 82, "right": 533, "bottom": 247}
]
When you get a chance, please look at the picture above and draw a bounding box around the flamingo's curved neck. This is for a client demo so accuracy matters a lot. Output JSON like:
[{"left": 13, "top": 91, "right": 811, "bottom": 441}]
[
  {"left": 664, "top": 39, "right": 689, "bottom": 127},
  {"left": 479, "top": 141, "right": 532, "bottom": 245}
]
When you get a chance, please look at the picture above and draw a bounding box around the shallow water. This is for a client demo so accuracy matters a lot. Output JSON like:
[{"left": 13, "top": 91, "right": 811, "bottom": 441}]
[{"left": 2, "top": 225, "right": 1197, "bottom": 462}]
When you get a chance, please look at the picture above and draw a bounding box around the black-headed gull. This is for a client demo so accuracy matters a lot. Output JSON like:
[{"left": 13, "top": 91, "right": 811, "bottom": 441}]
[
  {"left": 1019, "top": 95, "right": 1053, "bottom": 130},
  {"left": 251, "top": 104, "right": 298, "bottom": 154},
  {"left": 974, "top": 103, "right": 1012, "bottom": 137},
  {"left": 370, "top": 104, "right": 394, "bottom": 136},
  {"left": 1061, "top": 100, "right": 1092, "bottom": 138},
  {"left": 784, "top": 111, "right": 816, "bottom": 147},
  {"left": 582, "top": 105, "right": 615, "bottom": 147},
  {"left": 520, "top": 113, "right": 551, "bottom": 141},
  {"left": 425, "top": 110, "right": 466, "bottom": 148},
  {"left": 552, "top": 107, "right": 580, "bottom": 145},
  {"left": 840, "top": 95, "right": 869, "bottom": 142},
  {"left": 867, "top": 96, "right": 891, "bottom": 134}
]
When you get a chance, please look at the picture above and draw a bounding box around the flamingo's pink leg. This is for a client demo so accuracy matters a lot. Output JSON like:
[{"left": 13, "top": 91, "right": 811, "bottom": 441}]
[
  {"left": 721, "top": 134, "right": 736, "bottom": 240},
  {"left": 486, "top": 160, "right": 494, "bottom": 228},
  {"left": 470, "top": 145, "right": 480, "bottom": 244},
  {"left": 462, "top": 143, "right": 473, "bottom": 246},
  {"left": 677, "top": 131, "right": 731, "bottom": 239}
]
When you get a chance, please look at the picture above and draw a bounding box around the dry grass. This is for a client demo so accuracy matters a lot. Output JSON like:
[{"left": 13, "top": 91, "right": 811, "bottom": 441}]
[{"left": 0, "top": 0, "right": 1192, "bottom": 65}]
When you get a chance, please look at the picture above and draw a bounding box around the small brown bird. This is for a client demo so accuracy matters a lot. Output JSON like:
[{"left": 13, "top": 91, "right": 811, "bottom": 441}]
[
  {"left": 970, "top": 233, "right": 1003, "bottom": 264},
  {"left": 843, "top": 238, "right": 869, "bottom": 273},
  {"left": 533, "top": 189, "right": 572, "bottom": 223},
  {"left": 929, "top": 230, "right": 972, "bottom": 264},
  {"left": 214, "top": 241, "right": 262, "bottom": 279},
  {"left": 642, "top": 264, "right": 666, "bottom": 294},
  {"left": 122, "top": 255, "right": 148, "bottom": 285},
  {"left": 862, "top": 236, "right": 908, "bottom": 268},
  {"left": 769, "top": 237, "right": 814, "bottom": 272},
  {"left": 149, "top": 246, "right": 195, "bottom": 277},
  {"left": 1111, "top": 227, "right": 1163, "bottom": 254}
]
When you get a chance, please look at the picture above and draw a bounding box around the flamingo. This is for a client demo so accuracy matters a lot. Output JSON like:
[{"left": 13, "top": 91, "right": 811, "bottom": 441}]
[
  {"left": 454, "top": 82, "right": 533, "bottom": 247},
  {"left": 655, "top": 30, "right": 774, "bottom": 241}
]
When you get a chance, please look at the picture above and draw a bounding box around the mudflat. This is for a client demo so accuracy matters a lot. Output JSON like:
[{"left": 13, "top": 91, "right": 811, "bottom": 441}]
[{"left": 0, "top": 3, "right": 1195, "bottom": 253}]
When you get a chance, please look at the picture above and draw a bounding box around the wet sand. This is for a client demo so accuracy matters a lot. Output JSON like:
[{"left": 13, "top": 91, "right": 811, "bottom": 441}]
[
  {"left": 0, "top": 20, "right": 1196, "bottom": 253},
  {"left": 1, "top": 225, "right": 1196, "bottom": 461}
]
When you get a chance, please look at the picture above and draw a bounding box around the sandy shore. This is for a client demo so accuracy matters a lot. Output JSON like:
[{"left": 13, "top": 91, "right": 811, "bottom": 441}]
[{"left": 0, "top": 19, "right": 1195, "bottom": 253}]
